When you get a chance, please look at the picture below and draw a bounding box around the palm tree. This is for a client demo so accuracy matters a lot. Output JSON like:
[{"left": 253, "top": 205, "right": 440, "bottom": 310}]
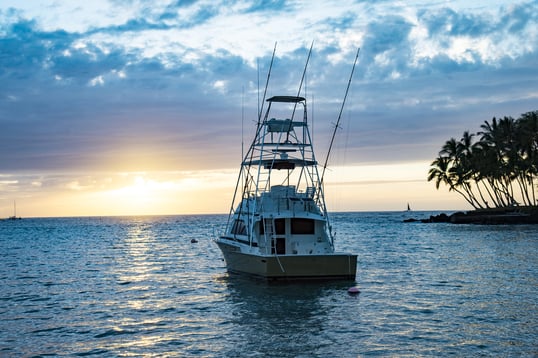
[
  {"left": 471, "top": 143, "right": 502, "bottom": 207},
  {"left": 430, "top": 111, "right": 537, "bottom": 209},
  {"left": 479, "top": 116, "right": 519, "bottom": 206},
  {"left": 517, "top": 111, "right": 538, "bottom": 205},
  {"left": 428, "top": 139, "right": 480, "bottom": 209},
  {"left": 428, "top": 156, "right": 452, "bottom": 190}
]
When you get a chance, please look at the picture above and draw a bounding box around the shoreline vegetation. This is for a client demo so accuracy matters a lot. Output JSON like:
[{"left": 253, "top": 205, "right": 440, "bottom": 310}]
[{"left": 422, "top": 110, "right": 538, "bottom": 224}]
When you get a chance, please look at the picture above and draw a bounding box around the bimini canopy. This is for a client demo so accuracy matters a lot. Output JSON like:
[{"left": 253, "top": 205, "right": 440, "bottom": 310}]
[
  {"left": 266, "top": 96, "right": 306, "bottom": 103},
  {"left": 243, "top": 158, "right": 317, "bottom": 170}
]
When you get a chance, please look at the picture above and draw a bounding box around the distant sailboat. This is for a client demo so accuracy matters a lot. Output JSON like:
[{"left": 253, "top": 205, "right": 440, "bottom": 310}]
[
  {"left": 406, "top": 203, "right": 411, "bottom": 211},
  {"left": 7, "top": 201, "right": 21, "bottom": 220}
]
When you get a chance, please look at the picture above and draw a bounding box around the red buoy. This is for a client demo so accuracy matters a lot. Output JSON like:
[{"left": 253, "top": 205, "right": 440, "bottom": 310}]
[{"left": 347, "top": 287, "right": 360, "bottom": 295}]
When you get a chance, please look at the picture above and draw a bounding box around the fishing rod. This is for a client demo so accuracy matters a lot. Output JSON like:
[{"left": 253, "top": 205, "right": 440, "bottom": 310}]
[
  {"left": 257, "top": 42, "right": 277, "bottom": 125},
  {"left": 242, "top": 42, "right": 277, "bottom": 164},
  {"left": 225, "top": 43, "right": 278, "bottom": 232},
  {"left": 320, "top": 47, "right": 360, "bottom": 185},
  {"left": 291, "top": 41, "right": 314, "bottom": 120},
  {"left": 284, "top": 41, "right": 314, "bottom": 143}
]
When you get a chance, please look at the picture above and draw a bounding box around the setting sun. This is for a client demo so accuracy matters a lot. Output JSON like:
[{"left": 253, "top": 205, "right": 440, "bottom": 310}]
[
  {"left": 86, "top": 172, "right": 236, "bottom": 217},
  {"left": 105, "top": 175, "right": 159, "bottom": 213}
]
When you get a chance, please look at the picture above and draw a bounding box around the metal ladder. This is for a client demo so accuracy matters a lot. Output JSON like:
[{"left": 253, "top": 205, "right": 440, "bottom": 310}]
[
  {"left": 264, "top": 217, "right": 285, "bottom": 273},
  {"left": 263, "top": 218, "right": 274, "bottom": 252}
]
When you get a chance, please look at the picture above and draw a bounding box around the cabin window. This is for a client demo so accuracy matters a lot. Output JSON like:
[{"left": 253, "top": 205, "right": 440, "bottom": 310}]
[
  {"left": 275, "top": 219, "right": 285, "bottom": 235},
  {"left": 260, "top": 218, "right": 285, "bottom": 235},
  {"left": 231, "top": 220, "right": 247, "bottom": 235},
  {"left": 291, "top": 218, "right": 315, "bottom": 235}
]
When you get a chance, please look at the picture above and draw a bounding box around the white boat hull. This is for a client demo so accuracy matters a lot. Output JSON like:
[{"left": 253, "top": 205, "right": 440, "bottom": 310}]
[{"left": 217, "top": 240, "right": 357, "bottom": 280}]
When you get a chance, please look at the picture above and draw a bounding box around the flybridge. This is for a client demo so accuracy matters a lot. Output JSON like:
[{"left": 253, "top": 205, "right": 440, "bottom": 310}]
[
  {"left": 264, "top": 96, "right": 307, "bottom": 133},
  {"left": 266, "top": 119, "right": 306, "bottom": 133},
  {"left": 243, "top": 94, "right": 316, "bottom": 171}
]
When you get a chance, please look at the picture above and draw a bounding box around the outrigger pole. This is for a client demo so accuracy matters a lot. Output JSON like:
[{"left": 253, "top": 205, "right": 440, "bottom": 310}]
[
  {"left": 320, "top": 47, "right": 360, "bottom": 185},
  {"left": 290, "top": 41, "right": 314, "bottom": 120},
  {"left": 225, "top": 43, "right": 278, "bottom": 233},
  {"left": 257, "top": 42, "right": 277, "bottom": 125}
]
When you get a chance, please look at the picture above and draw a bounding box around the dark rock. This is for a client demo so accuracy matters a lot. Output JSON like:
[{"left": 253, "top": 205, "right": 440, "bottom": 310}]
[
  {"left": 430, "top": 213, "right": 450, "bottom": 222},
  {"left": 403, "top": 207, "right": 538, "bottom": 224},
  {"left": 450, "top": 210, "right": 536, "bottom": 224}
]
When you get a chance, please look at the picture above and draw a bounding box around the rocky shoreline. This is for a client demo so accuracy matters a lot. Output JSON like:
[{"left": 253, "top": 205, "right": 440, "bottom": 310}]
[{"left": 404, "top": 207, "right": 538, "bottom": 224}]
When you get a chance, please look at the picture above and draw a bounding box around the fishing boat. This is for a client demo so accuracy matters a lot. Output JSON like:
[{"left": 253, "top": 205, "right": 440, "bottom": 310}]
[{"left": 216, "top": 48, "right": 359, "bottom": 280}]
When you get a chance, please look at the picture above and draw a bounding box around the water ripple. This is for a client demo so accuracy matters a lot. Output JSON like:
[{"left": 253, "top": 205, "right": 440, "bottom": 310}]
[{"left": 0, "top": 214, "right": 536, "bottom": 356}]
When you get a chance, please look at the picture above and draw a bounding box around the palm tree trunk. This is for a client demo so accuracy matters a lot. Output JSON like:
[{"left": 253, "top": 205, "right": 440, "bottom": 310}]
[
  {"left": 519, "top": 174, "right": 532, "bottom": 206},
  {"left": 452, "top": 185, "right": 478, "bottom": 209},
  {"left": 481, "top": 179, "right": 499, "bottom": 207},
  {"left": 475, "top": 179, "right": 491, "bottom": 208},
  {"left": 527, "top": 173, "right": 535, "bottom": 205},
  {"left": 491, "top": 178, "right": 506, "bottom": 207},
  {"left": 467, "top": 182, "right": 485, "bottom": 209}
]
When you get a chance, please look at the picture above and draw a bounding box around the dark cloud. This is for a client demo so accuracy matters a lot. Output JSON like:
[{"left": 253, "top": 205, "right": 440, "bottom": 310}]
[
  {"left": 420, "top": 8, "right": 493, "bottom": 37},
  {"left": 357, "top": 16, "right": 414, "bottom": 80},
  {"left": 501, "top": 1, "right": 538, "bottom": 33},
  {"left": 365, "top": 16, "right": 413, "bottom": 54},
  {"left": 244, "top": 0, "right": 289, "bottom": 13},
  {"left": 98, "top": 17, "right": 173, "bottom": 33},
  {"left": 418, "top": 1, "right": 538, "bottom": 48}
]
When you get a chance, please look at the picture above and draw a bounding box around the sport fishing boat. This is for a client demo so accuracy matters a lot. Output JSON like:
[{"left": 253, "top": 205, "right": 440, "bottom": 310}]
[{"left": 216, "top": 61, "right": 358, "bottom": 280}]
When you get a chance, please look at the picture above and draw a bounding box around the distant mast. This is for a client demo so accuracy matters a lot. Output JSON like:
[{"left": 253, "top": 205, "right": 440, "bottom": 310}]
[
  {"left": 407, "top": 203, "right": 411, "bottom": 211},
  {"left": 8, "top": 200, "right": 21, "bottom": 220}
]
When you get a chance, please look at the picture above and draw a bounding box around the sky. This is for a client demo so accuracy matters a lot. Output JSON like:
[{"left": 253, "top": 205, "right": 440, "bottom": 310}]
[{"left": 1, "top": 0, "right": 537, "bottom": 217}]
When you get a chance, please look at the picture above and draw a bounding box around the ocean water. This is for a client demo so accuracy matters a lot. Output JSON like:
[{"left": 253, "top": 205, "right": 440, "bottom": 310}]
[{"left": 1, "top": 212, "right": 537, "bottom": 357}]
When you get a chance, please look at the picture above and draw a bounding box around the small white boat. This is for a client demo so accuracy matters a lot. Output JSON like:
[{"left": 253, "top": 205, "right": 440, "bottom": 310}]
[{"left": 216, "top": 92, "right": 357, "bottom": 280}]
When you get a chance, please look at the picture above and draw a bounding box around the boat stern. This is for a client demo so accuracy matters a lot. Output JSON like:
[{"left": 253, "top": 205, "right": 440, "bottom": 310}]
[{"left": 216, "top": 238, "right": 356, "bottom": 280}]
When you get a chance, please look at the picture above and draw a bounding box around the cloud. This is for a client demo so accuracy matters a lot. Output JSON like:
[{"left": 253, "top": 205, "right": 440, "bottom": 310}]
[
  {"left": 0, "top": 0, "right": 537, "bottom": 177},
  {"left": 244, "top": 0, "right": 289, "bottom": 13},
  {"left": 421, "top": 7, "right": 492, "bottom": 37}
]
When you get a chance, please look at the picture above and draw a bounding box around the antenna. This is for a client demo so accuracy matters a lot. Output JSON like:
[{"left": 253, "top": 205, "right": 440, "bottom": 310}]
[
  {"left": 225, "top": 44, "right": 277, "bottom": 231},
  {"left": 257, "top": 59, "right": 260, "bottom": 123},
  {"left": 320, "top": 47, "right": 360, "bottom": 185},
  {"left": 241, "top": 86, "right": 245, "bottom": 160},
  {"left": 312, "top": 93, "right": 314, "bottom": 145}
]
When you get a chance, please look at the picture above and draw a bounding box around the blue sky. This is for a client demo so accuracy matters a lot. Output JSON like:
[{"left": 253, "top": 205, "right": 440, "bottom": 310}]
[{"left": 1, "top": 0, "right": 537, "bottom": 216}]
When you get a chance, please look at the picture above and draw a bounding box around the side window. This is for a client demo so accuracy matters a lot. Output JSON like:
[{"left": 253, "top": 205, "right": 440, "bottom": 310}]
[
  {"left": 291, "top": 218, "right": 315, "bottom": 235},
  {"left": 231, "top": 220, "right": 247, "bottom": 235}
]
